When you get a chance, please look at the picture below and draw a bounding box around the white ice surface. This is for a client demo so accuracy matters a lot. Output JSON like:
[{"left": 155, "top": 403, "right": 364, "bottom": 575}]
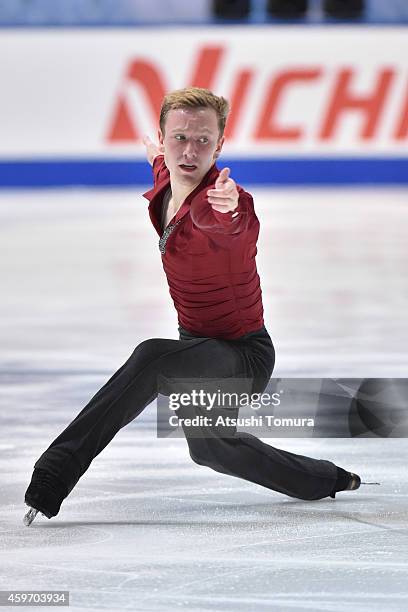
[{"left": 0, "top": 188, "right": 407, "bottom": 611}]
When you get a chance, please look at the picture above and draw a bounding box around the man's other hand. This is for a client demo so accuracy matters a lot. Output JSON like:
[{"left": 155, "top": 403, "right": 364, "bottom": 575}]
[{"left": 143, "top": 135, "right": 164, "bottom": 166}]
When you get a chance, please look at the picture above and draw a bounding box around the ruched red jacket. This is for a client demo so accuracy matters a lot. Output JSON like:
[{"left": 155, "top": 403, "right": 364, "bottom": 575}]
[{"left": 143, "top": 155, "right": 265, "bottom": 339}]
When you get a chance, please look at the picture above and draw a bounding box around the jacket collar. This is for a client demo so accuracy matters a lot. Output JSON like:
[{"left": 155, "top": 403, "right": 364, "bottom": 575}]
[{"left": 143, "top": 161, "right": 220, "bottom": 237}]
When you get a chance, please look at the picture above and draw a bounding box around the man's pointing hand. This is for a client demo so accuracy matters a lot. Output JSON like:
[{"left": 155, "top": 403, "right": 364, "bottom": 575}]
[{"left": 207, "top": 167, "right": 239, "bottom": 213}]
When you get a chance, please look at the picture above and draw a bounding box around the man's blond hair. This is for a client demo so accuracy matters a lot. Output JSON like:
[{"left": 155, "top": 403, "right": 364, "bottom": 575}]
[{"left": 159, "top": 87, "right": 229, "bottom": 137}]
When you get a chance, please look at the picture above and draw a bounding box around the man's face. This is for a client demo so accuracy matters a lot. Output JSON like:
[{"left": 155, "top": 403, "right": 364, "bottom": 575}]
[{"left": 158, "top": 107, "right": 224, "bottom": 186}]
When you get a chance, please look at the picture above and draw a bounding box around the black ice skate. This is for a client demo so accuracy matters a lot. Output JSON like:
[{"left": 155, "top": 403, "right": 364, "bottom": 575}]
[
  {"left": 23, "top": 469, "right": 68, "bottom": 526},
  {"left": 330, "top": 469, "right": 380, "bottom": 498}
]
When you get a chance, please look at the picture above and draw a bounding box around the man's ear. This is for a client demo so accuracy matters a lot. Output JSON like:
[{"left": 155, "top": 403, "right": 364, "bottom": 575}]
[
  {"left": 214, "top": 136, "right": 224, "bottom": 159},
  {"left": 158, "top": 129, "right": 165, "bottom": 153}
]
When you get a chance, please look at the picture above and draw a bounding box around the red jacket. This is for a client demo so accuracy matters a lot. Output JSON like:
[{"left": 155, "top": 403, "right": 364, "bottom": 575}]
[{"left": 143, "top": 155, "right": 264, "bottom": 339}]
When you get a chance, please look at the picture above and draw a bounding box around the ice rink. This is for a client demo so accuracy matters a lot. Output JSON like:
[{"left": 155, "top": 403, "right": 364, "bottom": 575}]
[{"left": 1, "top": 187, "right": 408, "bottom": 611}]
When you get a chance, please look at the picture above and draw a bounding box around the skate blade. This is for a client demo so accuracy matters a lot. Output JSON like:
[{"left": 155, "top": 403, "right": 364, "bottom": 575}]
[{"left": 23, "top": 507, "right": 39, "bottom": 526}]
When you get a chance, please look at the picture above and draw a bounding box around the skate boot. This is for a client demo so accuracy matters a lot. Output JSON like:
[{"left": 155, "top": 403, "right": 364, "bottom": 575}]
[
  {"left": 23, "top": 469, "right": 68, "bottom": 526},
  {"left": 330, "top": 467, "right": 380, "bottom": 498}
]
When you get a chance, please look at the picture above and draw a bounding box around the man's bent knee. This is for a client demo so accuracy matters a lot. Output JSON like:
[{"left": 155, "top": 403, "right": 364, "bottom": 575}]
[
  {"left": 188, "top": 439, "right": 213, "bottom": 467},
  {"left": 187, "top": 438, "right": 229, "bottom": 473}
]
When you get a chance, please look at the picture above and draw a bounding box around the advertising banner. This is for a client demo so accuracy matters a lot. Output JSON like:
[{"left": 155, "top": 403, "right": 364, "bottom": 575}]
[{"left": 1, "top": 26, "right": 407, "bottom": 185}]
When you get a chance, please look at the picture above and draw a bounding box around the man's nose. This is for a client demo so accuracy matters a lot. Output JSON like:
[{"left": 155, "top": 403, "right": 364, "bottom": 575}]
[{"left": 183, "top": 140, "right": 197, "bottom": 159}]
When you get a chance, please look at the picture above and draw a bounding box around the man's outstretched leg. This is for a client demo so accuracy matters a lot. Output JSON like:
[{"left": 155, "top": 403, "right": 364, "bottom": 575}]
[
  {"left": 23, "top": 333, "right": 246, "bottom": 524},
  {"left": 179, "top": 399, "right": 362, "bottom": 502}
]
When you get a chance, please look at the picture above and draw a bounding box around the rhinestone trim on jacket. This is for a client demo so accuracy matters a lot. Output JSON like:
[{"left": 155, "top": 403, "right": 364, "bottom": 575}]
[{"left": 159, "top": 219, "right": 182, "bottom": 255}]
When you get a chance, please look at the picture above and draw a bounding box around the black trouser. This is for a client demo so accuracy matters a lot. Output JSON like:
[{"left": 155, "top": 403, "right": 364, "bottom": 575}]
[{"left": 34, "top": 326, "right": 337, "bottom": 501}]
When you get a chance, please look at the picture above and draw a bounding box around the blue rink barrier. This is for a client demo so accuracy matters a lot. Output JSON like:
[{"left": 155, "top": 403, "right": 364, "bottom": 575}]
[{"left": 0, "top": 158, "right": 407, "bottom": 188}]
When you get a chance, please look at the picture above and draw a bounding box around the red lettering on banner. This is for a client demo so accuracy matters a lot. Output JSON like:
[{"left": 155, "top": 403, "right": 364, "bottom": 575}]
[
  {"left": 107, "top": 95, "right": 138, "bottom": 141},
  {"left": 254, "top": 69, "right": 322, "bottom": 140},
  {"left": 188, "top": 46, "right": 225, "bottom": 89},
  {"left": 108, "top": 60, "right": 166, "bottom": 142},
  {"left": 107, "top": 50, "right": 403, "bottom": 146},
  {"left": 224, "top": 70, "right": 253, "bottom": 139},
  {"left": 319, "top": 68, "right": 394, "bottom": 139},
  {"left": 394, "top": 85, "right": 408, "bottom": 140},
  {"left": 126, "top": 60, "right": 166, "bottom": 118}
]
